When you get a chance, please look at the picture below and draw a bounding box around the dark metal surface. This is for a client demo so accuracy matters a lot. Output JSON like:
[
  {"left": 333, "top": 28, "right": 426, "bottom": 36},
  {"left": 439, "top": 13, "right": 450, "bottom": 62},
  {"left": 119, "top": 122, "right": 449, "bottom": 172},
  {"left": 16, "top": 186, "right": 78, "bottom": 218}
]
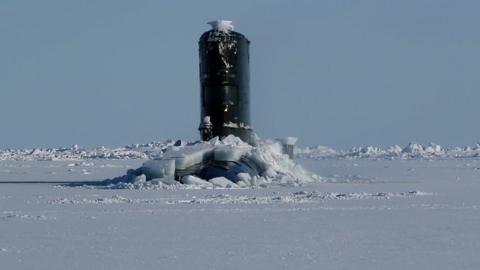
[
  {"left": 194, "top": 157, "right": 262, "bottom": 182},
  {"left": 198, "top": 28, "right": 253, "bottom": 144}
]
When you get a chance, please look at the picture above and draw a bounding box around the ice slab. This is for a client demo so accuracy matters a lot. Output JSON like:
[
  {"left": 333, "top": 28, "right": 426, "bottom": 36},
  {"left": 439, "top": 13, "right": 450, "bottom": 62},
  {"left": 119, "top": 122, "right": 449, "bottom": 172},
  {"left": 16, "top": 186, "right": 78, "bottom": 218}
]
[
  {"left": 213, "top": 145, "right": 251, "bottom": 162},
  {"left": 209, "top": 177, "right": 239, "bottom": 188},
  {"left": 163, "top": 143, "right": 214, "bottom": 170},
  {"left": 141, "top": 159, "right": 175, "bottom": 179},
  {"left": 181, "top": 175, "right": 213, "bottom": 188}
]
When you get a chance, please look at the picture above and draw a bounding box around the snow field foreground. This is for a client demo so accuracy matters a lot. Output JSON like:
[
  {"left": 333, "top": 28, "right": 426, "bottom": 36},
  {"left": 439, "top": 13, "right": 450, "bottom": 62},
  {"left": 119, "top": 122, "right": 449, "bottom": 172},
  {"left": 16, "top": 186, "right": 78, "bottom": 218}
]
[{"left": 1, "top": 158, "right": 480, "bottom": 270}]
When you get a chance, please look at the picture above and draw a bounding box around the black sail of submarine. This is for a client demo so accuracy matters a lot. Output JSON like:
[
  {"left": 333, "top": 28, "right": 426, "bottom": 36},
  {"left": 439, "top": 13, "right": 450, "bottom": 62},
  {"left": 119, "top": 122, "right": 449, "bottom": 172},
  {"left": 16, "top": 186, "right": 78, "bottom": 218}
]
[
  {"left": 198, "top": 23, "right": 253, "bottom": 144},
  {"left": 194, "top": 22, "right": 261, "bottom": 182}
]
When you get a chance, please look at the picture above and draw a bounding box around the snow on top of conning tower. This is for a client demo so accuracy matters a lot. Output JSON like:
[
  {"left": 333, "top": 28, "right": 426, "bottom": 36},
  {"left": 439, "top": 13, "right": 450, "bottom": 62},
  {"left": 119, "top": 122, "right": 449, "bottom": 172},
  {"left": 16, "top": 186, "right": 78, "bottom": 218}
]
[{"left": 208, "top": 20, "right": 234, "bottom": 32}]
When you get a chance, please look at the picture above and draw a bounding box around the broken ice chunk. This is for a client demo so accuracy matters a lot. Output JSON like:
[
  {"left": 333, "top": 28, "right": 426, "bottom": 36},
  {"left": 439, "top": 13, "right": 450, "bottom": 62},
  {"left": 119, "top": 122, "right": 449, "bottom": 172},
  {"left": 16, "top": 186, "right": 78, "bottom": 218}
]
[
  {"left": 213, "top": 145, "right": 251, "bottom": 162},
  {"left": 209, "top": 177, "right": 239, "bottom": 188},
  {"left": 141, "top": 159, "right": 175, "bottom": 179},
  {"left": 181, "top": 175, "right": 213, "bottom": 188},
  {"left": 163, "top": 144, "right": 214, "bottom": 170}
]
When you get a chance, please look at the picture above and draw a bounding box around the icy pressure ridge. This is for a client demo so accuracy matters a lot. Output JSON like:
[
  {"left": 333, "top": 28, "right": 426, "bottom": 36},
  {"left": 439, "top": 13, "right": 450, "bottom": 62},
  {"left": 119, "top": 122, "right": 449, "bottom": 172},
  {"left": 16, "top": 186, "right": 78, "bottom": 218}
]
[
  {"left": 0, "top": 141, "right": 171, "bottom": 161},
  {"left": 296, "top": 142, "right": 480, "bottom": 160},
  {"left": 3, "top": 141, "right": 480, "bottom": 161}
]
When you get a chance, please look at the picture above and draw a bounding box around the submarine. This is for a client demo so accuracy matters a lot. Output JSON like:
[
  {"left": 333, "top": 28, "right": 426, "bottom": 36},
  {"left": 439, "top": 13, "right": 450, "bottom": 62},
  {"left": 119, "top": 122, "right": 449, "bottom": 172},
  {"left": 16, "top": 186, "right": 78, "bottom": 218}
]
[
  {"left": 136, "top": 21, "right": 296, "bottom": 184},
  {"left": 198, "top": 20, "right": 253, "bottom": 145},
  {"left": 193, "top": 20, "right": 261, "bottom": 181}
]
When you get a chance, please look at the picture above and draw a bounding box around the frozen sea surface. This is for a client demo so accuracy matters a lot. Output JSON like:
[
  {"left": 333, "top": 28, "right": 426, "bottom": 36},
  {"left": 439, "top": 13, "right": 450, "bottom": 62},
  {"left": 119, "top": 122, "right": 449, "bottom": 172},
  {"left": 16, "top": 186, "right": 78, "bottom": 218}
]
[{"left": 1, "top": 158, "right": 479, "bottom": 269}]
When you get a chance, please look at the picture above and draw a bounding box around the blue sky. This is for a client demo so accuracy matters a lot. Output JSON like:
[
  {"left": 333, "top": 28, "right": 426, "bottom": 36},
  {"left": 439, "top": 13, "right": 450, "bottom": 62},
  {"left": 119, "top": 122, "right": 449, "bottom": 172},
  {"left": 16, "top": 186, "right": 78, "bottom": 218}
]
[{"left": 1, "top": 0, "right": 479, "bottom": 149}]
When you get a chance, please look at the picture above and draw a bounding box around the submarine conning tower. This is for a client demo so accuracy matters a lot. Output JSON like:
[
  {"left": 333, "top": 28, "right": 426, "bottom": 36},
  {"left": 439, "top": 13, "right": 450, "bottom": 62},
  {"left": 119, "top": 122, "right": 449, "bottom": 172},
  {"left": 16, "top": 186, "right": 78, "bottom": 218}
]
[{"left": 198, "top": 20, "right": 254, "bottom": 145}]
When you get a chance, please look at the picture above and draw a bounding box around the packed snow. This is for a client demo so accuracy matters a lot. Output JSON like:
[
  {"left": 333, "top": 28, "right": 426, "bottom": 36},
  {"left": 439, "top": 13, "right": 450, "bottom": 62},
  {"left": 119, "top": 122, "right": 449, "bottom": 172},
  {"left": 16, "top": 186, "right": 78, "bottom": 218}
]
[
  {"left": 1, "top": 155, "right": 479, "bottom": 269},
  {"left": 208, "top": 20, "right": 234, "bottom": 32},
  {"left": 2, "top": 138, "right": 480, "bottom": 269}
]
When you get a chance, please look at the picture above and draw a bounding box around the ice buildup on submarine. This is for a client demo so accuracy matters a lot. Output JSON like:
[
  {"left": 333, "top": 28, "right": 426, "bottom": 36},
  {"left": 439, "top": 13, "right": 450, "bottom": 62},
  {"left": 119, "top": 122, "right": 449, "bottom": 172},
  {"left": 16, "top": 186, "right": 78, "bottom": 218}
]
[{"left": 134, "top": 21, "right": 298, "bottom": 184}]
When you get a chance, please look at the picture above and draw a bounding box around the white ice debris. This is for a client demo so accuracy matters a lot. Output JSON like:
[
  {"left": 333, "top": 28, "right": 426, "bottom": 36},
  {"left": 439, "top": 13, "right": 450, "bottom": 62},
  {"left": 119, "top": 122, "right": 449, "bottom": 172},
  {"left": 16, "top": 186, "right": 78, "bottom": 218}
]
[
  {"left": 2, "top": 140, "right": 480, "bottom": 162},
  {"left": 223, "top": 122, "right": 251, "bottom": 129},
  {"left": 98, "top": 135, "right": 317, "bottom": 189},
  {"left": 163, "top": 143, "right": 214, "bottom": 170},
  {"left": 402, "top": 142, "right": 424, "bottom": 155},
  {"left": 141, "top": 159, "right": 175, "bottom": 179},
  {"left": 208, "top": 20, "right": 234, "bottom": 32},
  {"left": 251, "top": 139, "right": 315, "bottom": 185},
  {"left": 213, "top": 144, "right": 250, "bottom": 161},
  {"left": 150, "top": 177, "right": 177, "bottom": 186},
  {"left": 236, "top": 172, "right": 252, "bottom": 183},
  {"left": 424, "top": 143, "right": 444, "bottom": 155},
  {"left": 0, "top": 141, "right": 172, "bottom": 161},
  {"left": 181, "top": 175, "right": 213, "bottom": 188},
  {"left": 294, "top": 145, "right": 337, "bottom": 159},
  {"left": 209, "top": 177, "right": 239, "bottom": 188},
  {"left": 296, "top": 142, "right": 480, "bottom": 160},
  {"left": 202, "top": 116, "right": 211, "bottom": 125}
]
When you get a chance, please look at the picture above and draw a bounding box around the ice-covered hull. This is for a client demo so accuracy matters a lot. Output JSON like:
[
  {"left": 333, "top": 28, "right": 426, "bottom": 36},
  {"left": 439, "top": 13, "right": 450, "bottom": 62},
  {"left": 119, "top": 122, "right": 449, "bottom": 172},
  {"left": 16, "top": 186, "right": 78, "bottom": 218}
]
[
  {"left": 194, "top": 159, "right": 260, "bottom": 182},
  {"left": 138, "top": 137, "right": 264, "bottom": 183},
  {"left": 110, "top": 136, "right": 311, "bottom": 188}
]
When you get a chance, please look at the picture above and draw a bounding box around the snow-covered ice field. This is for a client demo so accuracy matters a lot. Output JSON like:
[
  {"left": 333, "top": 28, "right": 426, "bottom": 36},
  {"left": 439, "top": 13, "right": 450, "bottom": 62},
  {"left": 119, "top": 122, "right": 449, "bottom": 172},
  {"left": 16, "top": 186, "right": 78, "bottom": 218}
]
[{"left": 1, "top": 153, "right": 480, "bottom": 269}]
